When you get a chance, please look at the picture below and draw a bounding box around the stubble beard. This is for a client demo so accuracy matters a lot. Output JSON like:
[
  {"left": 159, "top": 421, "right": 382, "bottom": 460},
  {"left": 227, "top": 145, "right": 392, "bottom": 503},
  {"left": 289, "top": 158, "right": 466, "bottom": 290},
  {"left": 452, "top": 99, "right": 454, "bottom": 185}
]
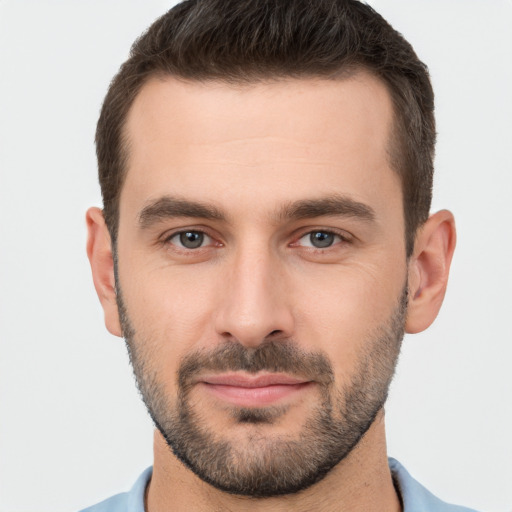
[{"left": 117, "top": 285, "right": 407, "bottom": 498}]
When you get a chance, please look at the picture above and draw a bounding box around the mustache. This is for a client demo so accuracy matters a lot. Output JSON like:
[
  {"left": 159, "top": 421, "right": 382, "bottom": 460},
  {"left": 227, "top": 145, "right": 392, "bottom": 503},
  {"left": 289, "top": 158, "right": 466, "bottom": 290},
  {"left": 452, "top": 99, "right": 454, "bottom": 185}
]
[{"left": 178, "top": 340, "right": 334, "bottom": 390}]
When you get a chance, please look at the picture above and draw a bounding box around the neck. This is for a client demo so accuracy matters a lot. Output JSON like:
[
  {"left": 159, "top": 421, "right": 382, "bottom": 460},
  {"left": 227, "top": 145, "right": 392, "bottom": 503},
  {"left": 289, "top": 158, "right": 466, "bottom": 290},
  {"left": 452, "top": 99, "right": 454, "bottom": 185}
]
[{"left": 146, "top": 410, "right": 401, "bottom": 512}]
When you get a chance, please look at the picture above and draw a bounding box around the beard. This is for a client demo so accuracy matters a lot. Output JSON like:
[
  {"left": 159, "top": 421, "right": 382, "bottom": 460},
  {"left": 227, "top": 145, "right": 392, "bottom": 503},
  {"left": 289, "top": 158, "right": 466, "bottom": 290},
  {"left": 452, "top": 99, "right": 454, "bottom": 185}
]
[{"left": 117, "top": 285, "right": 407, "bottom": 498}]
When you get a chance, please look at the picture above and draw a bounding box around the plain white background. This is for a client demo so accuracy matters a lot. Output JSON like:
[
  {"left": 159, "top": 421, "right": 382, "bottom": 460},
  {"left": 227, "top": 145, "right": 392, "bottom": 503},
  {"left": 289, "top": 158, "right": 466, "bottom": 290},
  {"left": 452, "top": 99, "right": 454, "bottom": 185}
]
[{"left": 0, "top": 1, "right": 511, "bottom": 511}]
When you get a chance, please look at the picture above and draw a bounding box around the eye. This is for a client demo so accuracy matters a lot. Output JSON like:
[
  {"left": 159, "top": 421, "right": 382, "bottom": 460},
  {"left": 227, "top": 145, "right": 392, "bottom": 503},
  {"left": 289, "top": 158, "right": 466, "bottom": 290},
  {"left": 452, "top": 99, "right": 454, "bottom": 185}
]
[
  {"left": 168, "top": 231, "right": 212, "bottom": 249},
  {"left": 297, "top": 230, "right": 344, "bottom": 249}
]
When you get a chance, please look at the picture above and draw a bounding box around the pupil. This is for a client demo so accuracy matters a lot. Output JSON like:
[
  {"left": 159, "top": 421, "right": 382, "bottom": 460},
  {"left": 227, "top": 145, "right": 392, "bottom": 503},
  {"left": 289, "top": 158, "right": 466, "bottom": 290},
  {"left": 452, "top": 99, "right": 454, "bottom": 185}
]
[
  {"left": 180, "top": 231, "right": 203, "bottom": 249},
  {"left": 311, "top": 231, "right": 334, "bottom": 248}
]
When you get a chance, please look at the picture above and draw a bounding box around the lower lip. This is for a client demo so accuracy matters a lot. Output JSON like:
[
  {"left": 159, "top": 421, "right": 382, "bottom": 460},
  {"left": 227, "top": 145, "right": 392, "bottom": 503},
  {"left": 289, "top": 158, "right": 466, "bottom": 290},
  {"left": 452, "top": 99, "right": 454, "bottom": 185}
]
[{"left": 200, "top": 382, "right": 312, "bottom": 407}]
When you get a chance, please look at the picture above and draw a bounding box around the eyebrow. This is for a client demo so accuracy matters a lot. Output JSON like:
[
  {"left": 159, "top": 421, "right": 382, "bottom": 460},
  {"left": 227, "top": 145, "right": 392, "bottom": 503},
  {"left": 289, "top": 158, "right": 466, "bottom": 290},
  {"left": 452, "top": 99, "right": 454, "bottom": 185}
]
[
  {"left": 275, "top": 195, "right": 376, "bottom": 223},
  {"left": 138, "top": 194, "right": 376, "bottom": 229},
  {"left": 139, "top": 196, "right": 225, "bottom": 228}
]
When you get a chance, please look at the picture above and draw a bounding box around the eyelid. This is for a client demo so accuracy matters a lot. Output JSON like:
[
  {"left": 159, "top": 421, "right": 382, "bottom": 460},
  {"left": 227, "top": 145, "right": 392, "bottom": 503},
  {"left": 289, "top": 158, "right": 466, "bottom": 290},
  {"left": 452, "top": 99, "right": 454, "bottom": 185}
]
[
  {"left": 160, "top": 226, "right": 222, "bottom": 248},
  {"left": 157, "top": 225, "right": 353, "bottom": 251},
  {"left": 290, "top": 227, "right": 354, "bottom": 247},
  {"left": 171, "top": 231, "right": 212, "bottom": 248}
]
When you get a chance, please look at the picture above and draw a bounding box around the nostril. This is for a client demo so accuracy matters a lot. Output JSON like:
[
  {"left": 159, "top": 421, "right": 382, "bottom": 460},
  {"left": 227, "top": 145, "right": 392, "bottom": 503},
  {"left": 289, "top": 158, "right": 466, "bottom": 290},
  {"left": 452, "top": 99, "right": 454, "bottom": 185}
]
[{"left": 268, "top": 330, "right": 282, "bottom": 337}]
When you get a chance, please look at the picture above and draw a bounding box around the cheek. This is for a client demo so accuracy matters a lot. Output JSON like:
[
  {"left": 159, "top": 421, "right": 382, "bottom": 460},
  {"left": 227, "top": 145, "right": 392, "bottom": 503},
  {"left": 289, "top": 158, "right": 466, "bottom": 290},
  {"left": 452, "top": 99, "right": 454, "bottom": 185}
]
[
  {"left": 122, "top": 277, "right": 216, "bottom": 402},
  {"left": 119, "top": 258, "right": 221, "bottom": 359},
  {"left": 291, "top": 260, "right": 405, "bottom": 366}
]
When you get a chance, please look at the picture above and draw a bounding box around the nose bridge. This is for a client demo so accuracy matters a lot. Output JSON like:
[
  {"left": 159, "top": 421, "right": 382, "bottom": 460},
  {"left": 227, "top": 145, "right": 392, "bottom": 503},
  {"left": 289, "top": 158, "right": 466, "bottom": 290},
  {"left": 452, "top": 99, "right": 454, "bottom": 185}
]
[{"left": 215, "top": 240, "right": 293, "bottom": 347}]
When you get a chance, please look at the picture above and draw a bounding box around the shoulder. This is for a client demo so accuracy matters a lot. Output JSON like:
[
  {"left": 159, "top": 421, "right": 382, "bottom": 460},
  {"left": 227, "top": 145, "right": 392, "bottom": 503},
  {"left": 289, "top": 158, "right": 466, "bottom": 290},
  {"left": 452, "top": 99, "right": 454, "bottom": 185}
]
[
  {"left": 78, "top": 467, "right": 152, "bottom": 512},
  {"left": 389, "top": 458, "right": 479, "bottom": 512},
  {"left": 78, "top": 492, "right": 129, "bottom": 512}
]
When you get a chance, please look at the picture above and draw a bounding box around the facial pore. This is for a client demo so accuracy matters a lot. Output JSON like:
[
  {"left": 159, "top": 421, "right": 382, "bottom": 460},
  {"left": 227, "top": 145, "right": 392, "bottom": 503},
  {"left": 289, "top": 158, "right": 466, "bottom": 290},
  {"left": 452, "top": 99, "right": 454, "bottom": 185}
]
[{"left": 117, "top": 282, "right": 408, "bottom": 497}]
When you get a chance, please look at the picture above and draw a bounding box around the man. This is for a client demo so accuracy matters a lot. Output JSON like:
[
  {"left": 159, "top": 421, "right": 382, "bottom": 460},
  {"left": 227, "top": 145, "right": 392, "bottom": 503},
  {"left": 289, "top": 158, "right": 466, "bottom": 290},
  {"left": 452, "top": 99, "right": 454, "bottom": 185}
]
[{"left": 82, "top": 0, "right": 475, "bottom": 510}]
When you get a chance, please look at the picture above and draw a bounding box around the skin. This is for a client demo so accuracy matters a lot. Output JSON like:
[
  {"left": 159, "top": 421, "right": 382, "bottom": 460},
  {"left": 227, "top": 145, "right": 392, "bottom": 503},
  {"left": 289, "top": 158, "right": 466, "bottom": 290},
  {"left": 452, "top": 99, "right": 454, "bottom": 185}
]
[{"left": 87, "top": 72, "right": 456, "bottom": 511}]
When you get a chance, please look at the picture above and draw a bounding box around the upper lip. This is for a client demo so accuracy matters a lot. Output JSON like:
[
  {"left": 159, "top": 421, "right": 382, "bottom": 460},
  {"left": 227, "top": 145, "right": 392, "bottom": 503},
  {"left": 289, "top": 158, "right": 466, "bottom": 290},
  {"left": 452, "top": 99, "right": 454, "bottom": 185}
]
[{"left": 200, "top": 373, "right": 310, "bottom": 388}]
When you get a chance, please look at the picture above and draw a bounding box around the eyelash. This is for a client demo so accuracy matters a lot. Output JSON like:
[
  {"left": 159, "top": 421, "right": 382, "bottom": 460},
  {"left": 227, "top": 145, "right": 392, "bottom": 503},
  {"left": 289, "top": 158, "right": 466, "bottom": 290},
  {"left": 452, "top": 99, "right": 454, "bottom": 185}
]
[
  {"left": 292, "top": 229, "right": 352, "bottom": 250},
  {"left": 162, "top": 229, "right": 221, "bottom": 252},
  {"left": 161, "top": 227, "right": 352, "bottom": 252}
]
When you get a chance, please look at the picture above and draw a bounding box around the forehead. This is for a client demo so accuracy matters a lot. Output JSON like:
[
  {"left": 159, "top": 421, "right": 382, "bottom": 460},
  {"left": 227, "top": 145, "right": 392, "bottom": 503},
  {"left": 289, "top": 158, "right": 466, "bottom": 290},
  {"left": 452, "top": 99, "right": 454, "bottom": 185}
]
[{"left": 121, "top": 73, "right": 399, "bottom": 220}]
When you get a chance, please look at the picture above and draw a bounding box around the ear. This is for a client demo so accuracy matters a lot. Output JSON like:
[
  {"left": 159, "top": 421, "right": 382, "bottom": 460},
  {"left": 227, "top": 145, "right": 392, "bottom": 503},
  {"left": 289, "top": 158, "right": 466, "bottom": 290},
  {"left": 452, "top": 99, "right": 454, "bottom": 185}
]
[
  {"left": 405, "top": 210, "right": 456, "bottom": 334},
  {"left": 86, "top": 207, "right": 122, "bottom": 337}
]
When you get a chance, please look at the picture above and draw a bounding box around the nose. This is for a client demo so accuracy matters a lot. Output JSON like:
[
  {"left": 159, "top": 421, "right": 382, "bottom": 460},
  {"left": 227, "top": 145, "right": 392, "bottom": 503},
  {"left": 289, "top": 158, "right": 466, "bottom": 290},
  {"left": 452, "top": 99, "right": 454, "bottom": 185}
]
[{"left": 214, "top": 247, "right": 294, "bottom": 348}]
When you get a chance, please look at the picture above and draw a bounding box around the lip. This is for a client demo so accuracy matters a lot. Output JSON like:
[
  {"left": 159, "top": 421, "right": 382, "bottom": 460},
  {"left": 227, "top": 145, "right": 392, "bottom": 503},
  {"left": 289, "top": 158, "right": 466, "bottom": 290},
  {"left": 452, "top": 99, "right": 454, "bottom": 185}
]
[{"left": 198, "top": 373, "right": 313, "bottom": 407}]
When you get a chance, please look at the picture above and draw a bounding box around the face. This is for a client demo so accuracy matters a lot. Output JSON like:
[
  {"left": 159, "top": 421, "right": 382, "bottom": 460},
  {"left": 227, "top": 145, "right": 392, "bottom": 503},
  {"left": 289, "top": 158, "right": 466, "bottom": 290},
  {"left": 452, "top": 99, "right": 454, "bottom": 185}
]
[{"left": 115, "top": 73, "right": 409, "bottom": 496}]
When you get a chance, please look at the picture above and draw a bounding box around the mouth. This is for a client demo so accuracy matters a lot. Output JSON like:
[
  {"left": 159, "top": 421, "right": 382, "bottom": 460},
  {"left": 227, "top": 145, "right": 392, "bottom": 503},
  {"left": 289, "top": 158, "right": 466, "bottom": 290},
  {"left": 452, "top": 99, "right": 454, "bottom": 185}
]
[{"left": 197, "top": 373, "right": 314, "bottom": 408}]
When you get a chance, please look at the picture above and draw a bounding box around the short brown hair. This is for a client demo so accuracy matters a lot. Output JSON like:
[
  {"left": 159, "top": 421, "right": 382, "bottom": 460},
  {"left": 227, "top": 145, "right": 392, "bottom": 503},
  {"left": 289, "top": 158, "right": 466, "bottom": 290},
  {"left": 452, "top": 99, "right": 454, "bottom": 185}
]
[{"left": 96, "top": 0, "right": 435, "bottom": 256}]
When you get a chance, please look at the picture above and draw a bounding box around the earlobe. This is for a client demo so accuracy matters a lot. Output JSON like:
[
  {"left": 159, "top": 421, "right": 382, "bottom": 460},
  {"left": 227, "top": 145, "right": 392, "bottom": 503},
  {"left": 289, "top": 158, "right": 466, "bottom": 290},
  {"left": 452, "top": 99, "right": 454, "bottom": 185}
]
[
  {"left": 405, "top": 210, "right": 456, "bottom": 334},
  {"left": 86, "top": 207, "right": 123, "bottom": 337}
]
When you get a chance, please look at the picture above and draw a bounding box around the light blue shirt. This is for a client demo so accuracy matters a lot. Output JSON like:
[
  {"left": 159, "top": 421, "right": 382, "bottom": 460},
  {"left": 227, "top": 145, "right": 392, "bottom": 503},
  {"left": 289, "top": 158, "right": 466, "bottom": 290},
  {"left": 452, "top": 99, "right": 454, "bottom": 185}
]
[{"left": 79, "top": 458, "right": 479, "bottom": 511}]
